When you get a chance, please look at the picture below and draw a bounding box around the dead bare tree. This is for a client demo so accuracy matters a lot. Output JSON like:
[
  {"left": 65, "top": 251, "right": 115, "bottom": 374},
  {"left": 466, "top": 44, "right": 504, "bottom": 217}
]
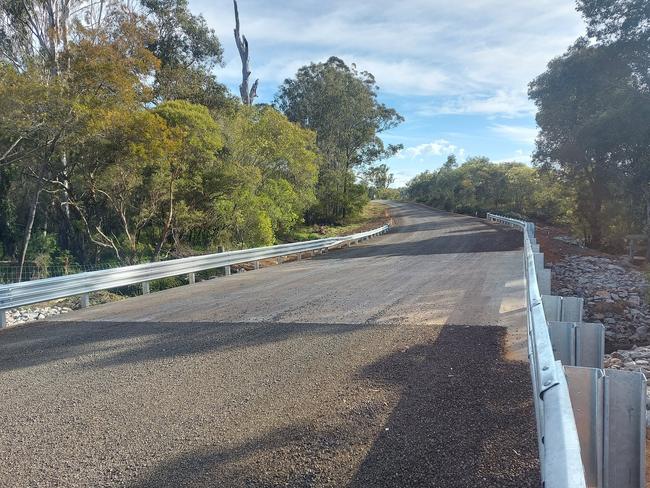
[{"left": 233, "top": 0, "right": 258, "bottom": 105}]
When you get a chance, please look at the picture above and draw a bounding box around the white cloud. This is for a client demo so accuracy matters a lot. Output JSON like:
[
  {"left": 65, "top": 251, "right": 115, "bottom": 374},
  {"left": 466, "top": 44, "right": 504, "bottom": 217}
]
[
  {"left": 494, "top": 149, "right": 533, "bottom": 164},
  {"left": 397, "top": 139, "right": 465, "bottom": 159},
  {"left": 196, "top": 0, "right": 584, "bottom": 112},
  {"left": 490, "top": 124, "right": 539, "bottom": 145},
  {"left": 417, "top": 90, "right": 535, "bottom": 118}
]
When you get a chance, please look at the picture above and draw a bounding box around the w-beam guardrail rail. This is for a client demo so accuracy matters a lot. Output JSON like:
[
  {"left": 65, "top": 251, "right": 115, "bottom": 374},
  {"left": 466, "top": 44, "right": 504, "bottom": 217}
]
[
  {"left": 0, "top": 225, "right": 390, "bottom": 327},
  {"left": 487, "top": 213, "right": 646, "bottom": 488}
]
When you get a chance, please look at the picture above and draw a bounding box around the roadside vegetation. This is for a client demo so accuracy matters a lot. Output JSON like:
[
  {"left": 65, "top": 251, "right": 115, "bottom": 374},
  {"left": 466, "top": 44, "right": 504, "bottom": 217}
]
[
  {"left": 404, "top": 0, "right": 650, "bottom": 254},
  {"left": 0, "top": 0, "right": 402, "bottom": 281},
  {"left": 403, "top": 155, "right": 571, "bottom": 225},
  {"left": 292, "top": 201, "right": 390, "bottom": 241}
]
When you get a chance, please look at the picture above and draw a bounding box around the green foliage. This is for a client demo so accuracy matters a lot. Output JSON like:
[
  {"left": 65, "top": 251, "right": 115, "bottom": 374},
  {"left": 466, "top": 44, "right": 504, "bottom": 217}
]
[
  {"left": 221, "top": 105, "right": 321, "bottom": 243},
  {"left": 364, "top": 163, "right": 395, "bottom": 198},
  {"left": 275, "top": 56, "right": 403, "bottom": 223},
  {"left": 0, "top": 0, "right": 397, "bottom": 274},
  {"left": 375, "top": 187, "right": 401, "bottom": 200},
  {"left": 576, "top": 0, "right": 650, "bottom": 89},
  {"left": 404, "top": 157, "right": 573, "bottom": 223},
  {"left": 529, "top": 38, "right": 650, "bottom": 248},
  {"left": 141, "top": 0, "right": 230, "bottom": 111},
  {"left": 142, "top": 0, "right": 223, "bottom": 68}
]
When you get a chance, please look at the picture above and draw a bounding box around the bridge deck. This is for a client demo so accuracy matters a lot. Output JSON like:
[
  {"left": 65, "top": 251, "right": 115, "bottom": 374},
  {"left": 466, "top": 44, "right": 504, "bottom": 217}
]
[{"left": 0, "top": 202, "right": 539, "bottom": 487}]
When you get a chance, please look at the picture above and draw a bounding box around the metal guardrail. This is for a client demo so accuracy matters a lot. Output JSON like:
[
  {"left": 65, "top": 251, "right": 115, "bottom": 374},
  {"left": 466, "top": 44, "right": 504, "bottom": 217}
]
[
  {"left": 488, "top": 213, "right": 646, "bottom": 488},
  {"left": 487, "top": 213, "right": 587, "bottom": 487},
  {"left": 0, "top": 224, "right": 390, "bottom": 327}
]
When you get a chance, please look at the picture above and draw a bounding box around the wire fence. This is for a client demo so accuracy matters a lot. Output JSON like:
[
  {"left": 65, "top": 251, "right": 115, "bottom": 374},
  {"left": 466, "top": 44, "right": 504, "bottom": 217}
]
[
  {"left": 0, "top": 263, "right": 121, "bottom": 284},
  {"left": 0, "top": 260, "right": 235, "bottom": 286}
]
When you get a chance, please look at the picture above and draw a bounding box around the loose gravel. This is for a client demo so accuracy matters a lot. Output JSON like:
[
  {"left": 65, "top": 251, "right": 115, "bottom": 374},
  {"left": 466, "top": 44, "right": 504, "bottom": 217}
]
[{"left": 0, "top": 203, "right": 538, "bottom": 487}]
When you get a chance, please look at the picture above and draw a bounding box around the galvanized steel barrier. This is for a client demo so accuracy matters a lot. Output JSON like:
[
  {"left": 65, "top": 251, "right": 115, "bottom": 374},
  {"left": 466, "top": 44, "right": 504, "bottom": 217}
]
[
  {"left": 488, "top": 213, "right": 587, "bottom": 487},
  {"left": 487, "top": 213, "right": 646, "bottom": 488},
  {"left": 0, "top": 224, "right": 390, "bottom": 327}
]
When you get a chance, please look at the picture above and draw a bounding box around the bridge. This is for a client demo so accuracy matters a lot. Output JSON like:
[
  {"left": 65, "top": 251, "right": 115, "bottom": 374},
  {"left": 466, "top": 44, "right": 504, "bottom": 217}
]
[{"left": 0, "top": 202, "right": 643, "bottom": 487}]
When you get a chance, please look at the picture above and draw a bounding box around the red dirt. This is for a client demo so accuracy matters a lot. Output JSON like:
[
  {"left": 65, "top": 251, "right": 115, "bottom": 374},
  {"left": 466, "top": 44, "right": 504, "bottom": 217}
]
[{"left": 533, "top": 222, "right": 613, "bottom": 265}]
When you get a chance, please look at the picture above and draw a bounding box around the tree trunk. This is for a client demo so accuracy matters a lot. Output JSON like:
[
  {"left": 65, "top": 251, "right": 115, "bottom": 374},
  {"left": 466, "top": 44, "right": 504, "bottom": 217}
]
[
  {"left": 588, "top": 218, "right": 603, "bottom": 248},
  {"left": 17, "top": 189, "right": 42, "bottom": 282},
  {"left": 585, "top": 168, "right": 604, "bottom": 248},
  {"left": 154, "top": 180, "right": 174, "bottom": 260},
  {"left": 645, "top": 195, "right": 650, "bottom": 262},
  {"left": 233, "top": 0, "right": 258, "bottom": 105}
]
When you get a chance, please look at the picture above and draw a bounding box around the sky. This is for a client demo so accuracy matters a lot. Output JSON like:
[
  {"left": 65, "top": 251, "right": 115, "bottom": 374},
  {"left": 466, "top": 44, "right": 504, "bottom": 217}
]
[{"left": 190, "top": 0, "right": 585, "bottom": 186}]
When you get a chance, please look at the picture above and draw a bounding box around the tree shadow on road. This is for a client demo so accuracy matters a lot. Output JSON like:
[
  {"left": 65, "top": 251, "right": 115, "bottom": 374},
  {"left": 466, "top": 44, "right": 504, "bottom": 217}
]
[
  {"left": 323, "top": 228, "right": 522, "bottom": 259},
  {"left": 0, "top": 320, "right": 386, "bottom": 373},
  {"left": 348, "top": 325, "right": 539, "bottom": 487},
  {"left": 118, "top": 326, "right": 539, "bottom": 487}
]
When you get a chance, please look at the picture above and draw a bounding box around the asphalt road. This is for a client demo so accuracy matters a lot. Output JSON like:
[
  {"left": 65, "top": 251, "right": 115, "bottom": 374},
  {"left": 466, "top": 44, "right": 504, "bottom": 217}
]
[{"left": 0, "top": 202, "right": 539, "bottom": 487}]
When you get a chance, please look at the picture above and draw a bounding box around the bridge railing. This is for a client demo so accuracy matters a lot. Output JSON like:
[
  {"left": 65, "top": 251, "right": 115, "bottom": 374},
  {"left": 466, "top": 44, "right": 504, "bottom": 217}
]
[
  {"left": 488, "top": 213, "right": 646, "bottom": 488},
  {"left": 0, "top": 224, "right": 390, "bottom": 327},
  {"left": 487, "top": 213, "right": 587, "bottom": 487}
]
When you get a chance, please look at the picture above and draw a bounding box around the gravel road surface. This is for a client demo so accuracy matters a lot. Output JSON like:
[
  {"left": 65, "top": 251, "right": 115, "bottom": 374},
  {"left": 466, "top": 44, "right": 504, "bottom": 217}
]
[{"left": 0, "top": 202, "right": 539, "bottom": 487}]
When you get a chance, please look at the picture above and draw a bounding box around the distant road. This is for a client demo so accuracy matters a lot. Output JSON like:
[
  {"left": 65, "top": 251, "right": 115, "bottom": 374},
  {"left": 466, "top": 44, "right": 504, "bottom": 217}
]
[{"left": 0, "top": 202, "right": 539, "bottom": 487}]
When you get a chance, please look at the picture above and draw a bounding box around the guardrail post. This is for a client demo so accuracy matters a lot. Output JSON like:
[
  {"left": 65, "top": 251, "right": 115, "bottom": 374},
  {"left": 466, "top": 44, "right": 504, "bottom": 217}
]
[
  {"left": 543, "top": 295, "right": 584, "bottom": 322},
  {"left": 142, "top": 282, "right": 150, "bottom": 294},
  {"left": 254, "top": 261, "right": 259, "bottom": 270},
  {"left": 188, "top": 272, "right": 195, "bottom": 284},
  {"left": 0, "top": 309, "right": 6, "bottom": 328},
  {"left": 548, "top": 322, "right": 605, "bottom": 368},
  {"left": 80, "top": 293, "right": 90, "bottom": 309},
  {"left": 538, "top": 268, "right": 551, "bottom": 295},
  {"left": 297, "top": 252, "right": 302, "bottom": 261},
  {"left": 534, "top": 252, "right": 545, "bottom": 271},
  {"left": 224, "top": 265, "right": 231, "bottom": 276},
  {"left": 565, "top": 366, "right": 646, "bottom": 488}
]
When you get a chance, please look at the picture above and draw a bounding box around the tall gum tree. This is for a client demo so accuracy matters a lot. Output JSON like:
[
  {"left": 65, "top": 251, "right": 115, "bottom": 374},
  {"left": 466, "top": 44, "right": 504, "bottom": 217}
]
[
  {"left": 529, "top": 40, "right": 650, "bottom": 248},
  {"left": 275, "top": 56, "right": 403, "bottom": 223}
]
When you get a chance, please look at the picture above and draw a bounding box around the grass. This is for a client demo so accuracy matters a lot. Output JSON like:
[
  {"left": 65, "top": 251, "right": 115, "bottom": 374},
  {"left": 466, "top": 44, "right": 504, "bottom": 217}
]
[{"left": 290, "top": 201, "right": 390, "bottom": 241}]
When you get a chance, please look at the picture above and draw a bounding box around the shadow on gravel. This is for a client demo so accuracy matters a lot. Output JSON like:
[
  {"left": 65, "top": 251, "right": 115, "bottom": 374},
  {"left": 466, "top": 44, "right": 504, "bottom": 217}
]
[
  {"left": 127, "top": 422, "right": 356, "bottom": 488},
  {"left": 123, "top": 326, "right": 539, "bottom": 487},
  {"left": 0, "top": 321, "right": 384, "bottom": 373},
  {"left": 349, "top": 325, "right": 540, "bottom": 488},
  {"left": 323, "top": 228, "right": 522, "bottom": 259},
  {"left": 391, "top": 218, "right": 484, "bottom": 234}
]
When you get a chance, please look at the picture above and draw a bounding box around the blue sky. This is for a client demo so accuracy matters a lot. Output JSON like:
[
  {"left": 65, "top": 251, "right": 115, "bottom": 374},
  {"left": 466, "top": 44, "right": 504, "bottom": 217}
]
[{"left": 190, "top": 0, "right": 585, "bottom": 186}]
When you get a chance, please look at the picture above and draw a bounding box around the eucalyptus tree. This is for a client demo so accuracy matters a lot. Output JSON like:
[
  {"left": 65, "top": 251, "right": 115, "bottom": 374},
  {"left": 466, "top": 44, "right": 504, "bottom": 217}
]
[
  {"left": 577, "top": 0, "right": 650, "bottom": 88},
  {"left": 364, "top": 163, "right": 394, "bottom": 198},
  {"left": 275, "top": 56, "right": 403, "bottom": 223},
  {"left": 529, "top": 39, "right": 650, "bottom": 247},
  {"left": 141, "top": 0, "right": 231, "bottom": 111}
]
